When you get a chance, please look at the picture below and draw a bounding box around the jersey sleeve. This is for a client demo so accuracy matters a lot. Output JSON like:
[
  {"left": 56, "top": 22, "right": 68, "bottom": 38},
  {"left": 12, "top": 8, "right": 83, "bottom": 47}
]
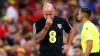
[
  {"left": 33, "top": 22, "right": 40, "bottom": 36},
  {"left": 33, "top": 23, "right": 36, "bottom": 36},
  {"left": 84, "top": 26, "right": 93, "bottom": 41},
  {"left": 63, "top": 19, "right": 72, "bottom": 33}
]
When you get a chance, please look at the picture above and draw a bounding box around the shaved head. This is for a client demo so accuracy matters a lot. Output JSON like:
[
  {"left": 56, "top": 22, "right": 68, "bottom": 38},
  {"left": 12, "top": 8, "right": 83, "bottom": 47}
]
[
  {"left": 42, "top": 3, "right": 55, "bottom": 19},
  {"left": 43, "top": 3, "right": 55, "bottom": 11}
]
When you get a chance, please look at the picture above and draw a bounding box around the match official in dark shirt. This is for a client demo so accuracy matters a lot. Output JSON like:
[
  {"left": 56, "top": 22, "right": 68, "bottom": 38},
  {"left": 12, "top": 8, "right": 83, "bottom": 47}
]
[{"left": 32, "top": 3, "right": 75, "bottom": 56}]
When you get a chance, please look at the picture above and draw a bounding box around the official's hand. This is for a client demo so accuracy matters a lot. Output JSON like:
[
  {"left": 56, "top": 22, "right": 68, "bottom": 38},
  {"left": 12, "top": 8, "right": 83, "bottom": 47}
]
[
  {"left": 45, "top": 16, "right": 53, "bottom": 29},
  {"left": 62, "top": 44, "right": 70, "bottom": 54}
]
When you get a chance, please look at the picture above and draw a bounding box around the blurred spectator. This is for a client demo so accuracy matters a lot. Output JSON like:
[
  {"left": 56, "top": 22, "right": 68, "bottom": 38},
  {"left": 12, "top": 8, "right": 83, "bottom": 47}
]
[
  {"left": 0, "top": 0, "right": 7, "bottom": 17},
  {"left": 1, "top": 2, "right": 9, "bottom": 17},
  {"left": 0, "top": 23, "right": 5, "bottom": 39},
  {"left": 30, "top": 49, "right": 39, "bottom": 56},
  {"left": 0, "top": 16, "right": 14, "bottom": 46},
  {"left": 27, "top": 0, "right": 36, "bottom": 11},
  {"left": 32, "top": 3, "right": 43, "bottom": 21},
  {"left": 0, "top": 0, "right": 7, "bottom": 9},
  {"left": 90, "top": 13, "right": 99, "bottom": 26},
  {"left": 73, "top": 34, "right": 81, "bottom": 46},
  {"left": 78, "top": 0, "right": 90, "bottom": 7},
  {"left": 6, "top": 0, "right": 19, "bottom": 22},
  {"left": 22, "top": 20, "right": 32, "bottom": 40},
  {"left": 68, "top": 45, "right": 74, "bottom": 56},
  {"left": 19, "top": 8, "right": 29, "bottom": 22},
  {"left": 73, "top": 45, "right": 83, "bottom": 56},
  {"left": 16, "top": 47, "right": 26, "bottom": 56},
  {"left": 55, "top": 9, "right": 63, "bottom": 16},
  {"left": 95, "top": 4, "right": 100, "bottom": 26},
  {"left": 11, "top": 42, "right": 20, "bottom": 56},
  {"left": 14, "top": 33, "right": 26, "bottom": 47},
  {"left": 4, "top": 45, "right": 12, "bottom": 56},
  {"left": 73, "top": 38, "right": 81, "bottom": 46},
  {"left": 0, "top": 39, "right": 7, "bottom": 56},
  {"left": 18, "top": 0, "right": 30, "bottom": 9},
  {"left": 25, "top": 40, "right": 37, "bottom": 56},
  {"left": 28, "top": 3, "right": 43, "bottom": 22},
  {"left": 0, "top": 16, "right": 9, "bottom": 39}
]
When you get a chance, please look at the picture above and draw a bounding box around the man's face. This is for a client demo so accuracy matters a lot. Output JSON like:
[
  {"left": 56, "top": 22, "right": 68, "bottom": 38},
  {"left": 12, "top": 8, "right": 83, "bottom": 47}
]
[
  {"left": 77, "top": 10, "right": 83, "bottom": 21},
  {"left": 43, "top": 10, "right": 55, "bottom": 20},
  {"left": 74, "top": 48, "right": 82, "bottom": 56}
]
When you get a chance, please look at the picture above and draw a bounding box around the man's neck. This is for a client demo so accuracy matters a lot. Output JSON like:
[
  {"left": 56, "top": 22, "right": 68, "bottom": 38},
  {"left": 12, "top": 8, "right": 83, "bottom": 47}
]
[{"left": 82, "top": 17, "right": 89, "bottom": 25}]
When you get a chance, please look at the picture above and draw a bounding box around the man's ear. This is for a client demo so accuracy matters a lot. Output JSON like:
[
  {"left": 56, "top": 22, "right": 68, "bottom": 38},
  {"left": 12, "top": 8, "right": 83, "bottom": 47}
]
[
  {"left": 84, "top": 13, "right": 88, "bottom": 18},
  {"left": 82, "top": 12, "right": 86, "bottom": 17},
  {"left": 53, "top": 9, "right": 55, "bottom": 13},
  {"left": 54, "top": 11, "right": 56, "bottom": 14},
  {"left": 83, "top": 13, "right": 86, "bottom": 17}
]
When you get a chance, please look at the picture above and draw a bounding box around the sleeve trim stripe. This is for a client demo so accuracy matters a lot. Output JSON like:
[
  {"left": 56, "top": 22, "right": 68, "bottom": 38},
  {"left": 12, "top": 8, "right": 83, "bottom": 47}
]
[{"left": 33, "top": 23, "right": 36, "bottom": 35}]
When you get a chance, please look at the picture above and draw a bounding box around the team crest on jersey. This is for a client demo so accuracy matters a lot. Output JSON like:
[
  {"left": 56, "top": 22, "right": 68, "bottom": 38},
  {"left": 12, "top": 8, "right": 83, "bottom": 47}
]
[{"left": 57, "top": 24, "right": 62, "bottom": 29}]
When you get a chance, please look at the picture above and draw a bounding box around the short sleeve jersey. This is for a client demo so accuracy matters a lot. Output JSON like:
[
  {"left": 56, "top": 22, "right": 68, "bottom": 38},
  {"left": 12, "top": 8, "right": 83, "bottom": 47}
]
[
  {"left": 81, "top": 21, "right": 99, "bottom": 53},
  {"left": 33, "top": 16, "right": 71, "bottom": 54}
]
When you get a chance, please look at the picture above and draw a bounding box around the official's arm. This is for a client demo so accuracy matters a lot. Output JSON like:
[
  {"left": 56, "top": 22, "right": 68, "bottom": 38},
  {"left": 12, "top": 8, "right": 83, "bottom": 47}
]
[
  {"left": 84, "top": 29, "right": 93, "bottom": 56},
  {"left": 32, "top": 23, "right": 49, "bottom": 44},
  {"left": 63, "top": 19, "right": 75, "bottom": 45},
  {"left": 32, "top": 16, "right": 53, "bottom": 44}
]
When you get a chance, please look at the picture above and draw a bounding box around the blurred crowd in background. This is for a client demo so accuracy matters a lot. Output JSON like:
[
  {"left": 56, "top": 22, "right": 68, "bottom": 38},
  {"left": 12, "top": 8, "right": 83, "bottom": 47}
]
[{"left": 0, "top": 0, "right": 100, "bottom": 56}]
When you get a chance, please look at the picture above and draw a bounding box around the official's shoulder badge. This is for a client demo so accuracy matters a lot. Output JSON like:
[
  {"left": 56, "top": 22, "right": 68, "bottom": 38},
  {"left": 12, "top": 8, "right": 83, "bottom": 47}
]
[
  {"left": 86, "top": 27, "right": 88, "bottom": 30},
  {"left": 57, "top": 24, "right": 62, "bottom": 29}
]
